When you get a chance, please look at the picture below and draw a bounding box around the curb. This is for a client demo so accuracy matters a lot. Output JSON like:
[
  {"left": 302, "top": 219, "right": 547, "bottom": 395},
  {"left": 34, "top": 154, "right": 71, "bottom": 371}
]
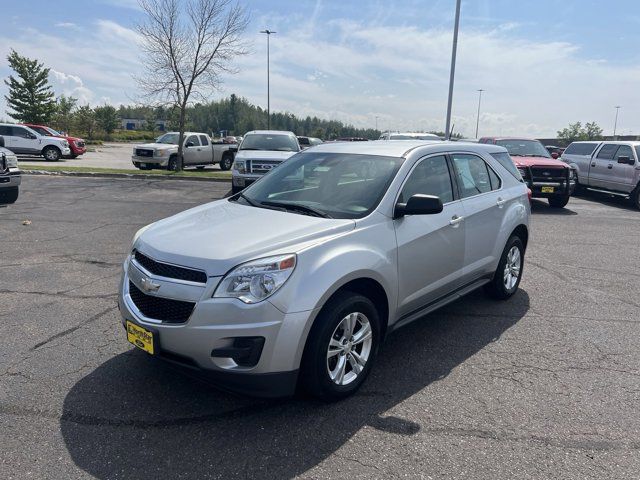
[{"left": 21, "top": 169, "right": 232, "bottom": 183}]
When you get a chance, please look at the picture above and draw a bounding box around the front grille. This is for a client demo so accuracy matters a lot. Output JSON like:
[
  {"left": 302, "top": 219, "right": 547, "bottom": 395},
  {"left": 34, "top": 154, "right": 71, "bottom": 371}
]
[
  {"left": 76, "top": 141, "right": 86, "bottom": 148},
  {"left": 530, "top": 167, "right": 567, "bottom": 182},
  {"left": 133, "top": 250, "right": 207, "bottom": 283},
  {"left": 129, "top": 281, "right": 195, "bottom": 323},
  {"left": 249, "top": 160, "right": 281, "bottom": 174},
  {"left": 0, "top": 154, "right": 6, "bottom": 173},
  {"left": 135, "top": 148, "right": 154, "bottom": 157}
]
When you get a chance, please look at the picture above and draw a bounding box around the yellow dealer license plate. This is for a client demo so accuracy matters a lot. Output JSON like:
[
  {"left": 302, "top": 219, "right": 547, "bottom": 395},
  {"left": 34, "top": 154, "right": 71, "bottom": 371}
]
[
  {"left": 126, "top": 321, "right": 155, "bottom": 355},
  {"left": 541, "top": 186, "right": 555, "bottom": 193}
]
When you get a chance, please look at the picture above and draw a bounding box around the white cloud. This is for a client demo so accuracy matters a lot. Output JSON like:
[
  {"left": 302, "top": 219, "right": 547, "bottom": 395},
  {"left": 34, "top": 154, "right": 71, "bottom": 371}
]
[{"left": 54, "top": 22, "right": 78, "bottom": 28}]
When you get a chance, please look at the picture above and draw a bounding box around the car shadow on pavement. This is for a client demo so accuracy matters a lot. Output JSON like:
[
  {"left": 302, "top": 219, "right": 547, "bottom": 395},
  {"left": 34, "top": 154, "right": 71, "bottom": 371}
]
[
  {"left": 530, "top": 200, "right": 578, "bottom": 215},
  {"left": 61, "top": 289, "right": 529, "bottom": 479},
  {"left": 573, "top": 190, "right": 637, "bottom": 212}
]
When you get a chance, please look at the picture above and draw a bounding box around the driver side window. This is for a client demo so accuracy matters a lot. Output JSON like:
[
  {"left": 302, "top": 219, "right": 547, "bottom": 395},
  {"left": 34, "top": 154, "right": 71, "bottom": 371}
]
[
  {"left": 399, "top": 155, "right": 454, "bottom": 204},
  {"left": 185, "top": 135, "right": 200, "bottom": 147}
]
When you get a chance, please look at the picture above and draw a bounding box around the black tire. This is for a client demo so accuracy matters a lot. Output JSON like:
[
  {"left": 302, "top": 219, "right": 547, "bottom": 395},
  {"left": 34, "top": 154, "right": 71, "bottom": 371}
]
[
  {"left": 300, "top": 291, "right": 380, "bottom": 401},
  {"left": 167, "top": 155, "right": 179, "bottom": 171},
  {"left": 42, "top": 146, "right": 61, "bottom": 162},
  {"left": 632, "top": 185, "right": 640, "bottom": 210},
  {"left": 548, "top": 194, "right": 570, "bottom": 208},
  {"left": 220, "top": 154, "right": 233, "bottom": 171},
  {"left": 0, "top": 186, "right": 19, "bottom": 204},
  {"left": 196, "top": 166, "right": 206, "bottom": 170},
  {"left": 484, "top": 235, "right": 525, "bottom": 300}
]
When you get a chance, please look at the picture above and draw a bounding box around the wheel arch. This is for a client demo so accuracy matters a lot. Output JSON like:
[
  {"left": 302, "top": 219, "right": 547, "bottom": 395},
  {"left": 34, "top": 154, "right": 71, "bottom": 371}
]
[{"left": 510, "top": 224, "right": 529, "bottom": 250}]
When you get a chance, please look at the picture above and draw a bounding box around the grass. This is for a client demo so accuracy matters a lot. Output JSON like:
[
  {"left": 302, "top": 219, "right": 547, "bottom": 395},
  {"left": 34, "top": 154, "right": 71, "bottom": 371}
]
[{"left": 19, "top": 164, "right": 231, "bottom": 179}]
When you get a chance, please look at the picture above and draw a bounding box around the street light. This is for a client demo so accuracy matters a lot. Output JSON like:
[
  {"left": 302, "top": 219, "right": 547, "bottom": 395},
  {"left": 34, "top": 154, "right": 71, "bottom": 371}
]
[
  {"left": 475, "top": 89, "right": 484, "bottom": 138},
  {"left": 444, "top": 0, "right": 462, "bottom": 140},
  {"left": 260, "top": 29, "right": 276, "bottom": 129},
  {"left": 613, "top": 106, "right": 621, "bottom": 138},
  {"left": 375, "top": 116, "right": 379, "bottom": 131}
]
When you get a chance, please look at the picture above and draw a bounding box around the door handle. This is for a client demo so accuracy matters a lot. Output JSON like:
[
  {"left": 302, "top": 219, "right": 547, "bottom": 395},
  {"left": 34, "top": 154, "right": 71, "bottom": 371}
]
[
  {"left": 607, "top": 164, "right": 613, "bottom": 169},
  {"left": 591, "top": 162, "right": 596, "bottom": 167},
  {"left": 496, "top": 197, "right": 506, "bottom": 207},
  {"left": 449, "top": 215, "right": 464, "bottom": 227}
]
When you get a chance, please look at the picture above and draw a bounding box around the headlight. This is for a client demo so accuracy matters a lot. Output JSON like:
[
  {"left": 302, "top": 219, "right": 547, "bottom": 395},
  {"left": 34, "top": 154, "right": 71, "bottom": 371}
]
[
  {"left": 6, "top": 155, "right": 18, "bottom": 168},
  {"left": 214, "top": 254, "right": 296, "bottom": 304},
  {"left": 61, "top": 140, "right": 69, "bottom": 147},
  {"left": 155, "top": 149, "right": 169, "bottom": 157},
  {"left": 568, "top": 169, "right": 575, "bottom": 180},
  {"left": 131, "top": 224, "right": 153, "bottom": 248},
  {"left": 233, "top": 160, "right": 246, "bottom": 174}
]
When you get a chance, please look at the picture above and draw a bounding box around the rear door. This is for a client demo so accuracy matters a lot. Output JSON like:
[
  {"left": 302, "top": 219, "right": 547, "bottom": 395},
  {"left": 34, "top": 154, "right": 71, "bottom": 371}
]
[
  {"left": 183, "top": 135, "right": 201, "bottom": 166},
  {"left": 450, "top": 152, "right": 505, "bottom": 282},
  {"left": 589, "top": 144, "right": 619, "bottom": 189},
  {"left": 611, "top": 145, "right": 637, "bottom": 193},
  {"left": 394, "top": 154, "right": 466, "bottom": 318}
]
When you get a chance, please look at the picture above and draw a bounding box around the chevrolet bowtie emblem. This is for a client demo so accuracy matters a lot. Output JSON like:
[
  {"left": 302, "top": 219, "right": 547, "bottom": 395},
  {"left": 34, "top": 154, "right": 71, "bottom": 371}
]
[{"left": 140, "top": 277, "right": 160, "bottom": 293}]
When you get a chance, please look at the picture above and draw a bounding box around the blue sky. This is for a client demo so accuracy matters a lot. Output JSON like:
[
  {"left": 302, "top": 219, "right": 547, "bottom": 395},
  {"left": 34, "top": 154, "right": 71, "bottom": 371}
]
[{"left": 1, "top": 0, "right": 639, "bottom": 136}]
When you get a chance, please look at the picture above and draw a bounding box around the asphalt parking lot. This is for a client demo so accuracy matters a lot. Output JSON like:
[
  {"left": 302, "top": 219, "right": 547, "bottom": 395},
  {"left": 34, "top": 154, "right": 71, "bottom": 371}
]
[{"left": 1, "top": 176, "right": 639, "bottom": 479}]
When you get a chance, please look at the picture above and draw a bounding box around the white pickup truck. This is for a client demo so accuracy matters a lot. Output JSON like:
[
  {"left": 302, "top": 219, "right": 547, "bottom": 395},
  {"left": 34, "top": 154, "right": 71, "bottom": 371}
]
[
  {"left": 561, "top": 141, "right": 640, "bottom": 209},
  {"left": 132, "top": 132, "right": 237, "bottom": 171}
]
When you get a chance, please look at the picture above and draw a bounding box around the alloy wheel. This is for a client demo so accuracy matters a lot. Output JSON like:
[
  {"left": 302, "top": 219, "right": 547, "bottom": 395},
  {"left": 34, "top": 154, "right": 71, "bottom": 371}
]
[
  {"left": 503, "top": 246, "right": 522, "bottom": 291},
  {"left": 326, "top": 312, "right": 373, "bottom": 386}
]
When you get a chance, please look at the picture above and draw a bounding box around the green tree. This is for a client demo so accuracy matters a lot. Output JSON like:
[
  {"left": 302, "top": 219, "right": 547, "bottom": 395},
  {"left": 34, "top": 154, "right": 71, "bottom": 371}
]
[
  {"left": 4, "top": 49, "right": 57, "bottom": 123},
  {"left": 94, "top": 105, "right": 119, "bottom": 134},
  {"left": 52, "top": 94, "right": 78, "bottom": 134},
  {"left": 584, "top": 121, "right": 603, "bottom": 140},
  {"left": 557, "top": 122, "right": 585, "bottom": 143},
  {"left": 74, "top": 105, "right": 97, "bottom": 139}
]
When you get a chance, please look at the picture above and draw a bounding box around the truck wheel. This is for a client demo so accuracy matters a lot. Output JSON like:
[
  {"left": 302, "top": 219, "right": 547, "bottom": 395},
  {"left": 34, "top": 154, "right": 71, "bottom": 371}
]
[
  {"left": 167, "top": 156, "right": 178, "bottom": 171},
  {"left": 548, "top": 194, "right": 570, "bottom": 208},
  {"left": 484, "top": 235, "right": 524, "bottom": 300},
  {"left": 42, "top": 146, "right": 61, "bottom": 162},
  {"left": 220, "top": 154, "right": 233, "bottom": 171},
  {"left": 0, "top": 186, "right": 19, "bottom": 204},
  {"left": 300, "top": 291, "right": 380, "bottom": 401},
  {"left": 632, "top": 186, "right": 640, "bottom": 210}
]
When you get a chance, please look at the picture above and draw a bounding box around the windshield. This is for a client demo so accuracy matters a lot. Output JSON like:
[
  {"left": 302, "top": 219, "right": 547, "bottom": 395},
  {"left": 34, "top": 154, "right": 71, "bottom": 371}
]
[
  {"left": 240, "top": 133, "right": 299, "bottom": 152},
  {"left": 496, "top": 139, "right": 551, "bottom": 158},
  {"left": 234, "top": 152, "right": 403, "bottom": 219},
  {"left": 156, "top": 133, "right": 180, "bottom": 144},
  {"left": 32, "top": 126, "right": 60, "bottom": 136}
]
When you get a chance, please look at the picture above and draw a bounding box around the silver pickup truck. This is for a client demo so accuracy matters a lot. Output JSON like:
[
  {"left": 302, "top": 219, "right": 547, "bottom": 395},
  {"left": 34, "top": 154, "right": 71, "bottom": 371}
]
[
  {"left": 0, "top": 136, "right": 21, "bottom": 204},
  {"left": 132, "top": 132, "right": 237, "bottom": 171},
  {"left": 561, "top": 141, "right": 640, "bottom": 208}
]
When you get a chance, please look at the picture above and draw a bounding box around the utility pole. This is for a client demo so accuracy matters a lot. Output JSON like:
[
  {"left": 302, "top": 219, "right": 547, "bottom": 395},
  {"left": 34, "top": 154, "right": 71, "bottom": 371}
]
[
  {"left": 475, "top": 89, "right": 484, "bottom": 138},
  {"left": 444, "top": 0, "right": 461, "bottom": 140},
  {"left": 375, "top": 116, "right": 379, "bottom": 131},
  {"left": 260, "top": 29, "right": 276, "bottom": 129},
  {"left": 613, "top": 106, "right": 621, "bottom": 138}
]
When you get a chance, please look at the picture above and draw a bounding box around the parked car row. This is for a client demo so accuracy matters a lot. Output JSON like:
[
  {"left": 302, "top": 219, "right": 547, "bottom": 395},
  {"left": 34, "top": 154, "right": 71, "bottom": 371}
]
[{"left": 0, "top": 123, "right": 75, "bottom": 161}]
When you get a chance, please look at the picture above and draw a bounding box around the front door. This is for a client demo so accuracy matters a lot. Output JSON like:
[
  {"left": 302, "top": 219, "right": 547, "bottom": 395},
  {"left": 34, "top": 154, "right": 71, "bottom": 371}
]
[
  {"left": 611, "top": 145, "right": 637, "bottom": 193},
  {"left": 395, "top": 155, "right": 466, "bottom": 318},
  {"left": 183, "top": 135, "right": 201, "bottom": 166},
  {"left": 9, "top": 126, "right": 40, "bottom": 154},
  {"left": 589, "top": 143, "right": 619, "bottom": 189}
]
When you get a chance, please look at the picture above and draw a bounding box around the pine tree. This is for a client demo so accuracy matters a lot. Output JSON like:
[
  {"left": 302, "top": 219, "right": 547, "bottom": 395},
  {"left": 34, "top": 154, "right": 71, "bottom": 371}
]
[{"left": 4, "top": 50, "right": 57, "bottom": 123}]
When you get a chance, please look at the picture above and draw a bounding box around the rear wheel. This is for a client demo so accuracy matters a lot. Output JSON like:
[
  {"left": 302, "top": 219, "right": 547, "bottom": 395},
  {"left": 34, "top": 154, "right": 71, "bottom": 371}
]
[
  {"left": 0, "top": 186, "right": 19, "bottom": 204},
  {"left": 301, "top": 291, "right": 380, "bottom": 401},
  {"left": 485, "top": 235, "right": 525, "bottom": 300},
  {"left": 42, "top": 146, "right": 61, "bottom": 162},
  {"left": 632, "top": 186, "right": 640, "bottom": 210},
  {"left": 220, "top": 154, "right": 233, "bottom": 171},
  {"left": 548, "top": 194, "right": 570, "bottom": 208}
]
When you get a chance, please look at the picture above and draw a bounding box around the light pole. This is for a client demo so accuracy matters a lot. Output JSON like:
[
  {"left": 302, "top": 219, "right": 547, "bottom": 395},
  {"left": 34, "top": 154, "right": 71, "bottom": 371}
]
[
  {"left": 613, "top": 106, "right": 621, "bottom": 138},
  {"left": 260, "top": 29, "right": 276, "bottom": 129},
  {"left": 444, "top": 0, "right": 462, "bottom": 140},
  {"left": 475, "top": 89, "right": 484, "bottom": 138},
  {"left": 375, "top": 116, "right": 379, "bottom": 131}
]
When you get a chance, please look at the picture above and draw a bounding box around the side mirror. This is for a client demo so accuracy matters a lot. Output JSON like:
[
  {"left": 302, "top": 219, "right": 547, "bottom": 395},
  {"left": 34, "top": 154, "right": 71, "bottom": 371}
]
[
  {"left": 617, "top": 155, "right": 634, "bottom": 165},
  {"left": 185, "top": 141, "right": 195, "bottom": 148},
  {"left": 0, "top": 136, "right": 4, "bottom": 148},
  {"left": 551, "top": 152, "right": 559, "bottom": 159},
  {"left": 229, "top": 146, "right": 238, "bottom": 153},
  {"left": 394, "top": 194, "right": 443, "bottom": 219}
]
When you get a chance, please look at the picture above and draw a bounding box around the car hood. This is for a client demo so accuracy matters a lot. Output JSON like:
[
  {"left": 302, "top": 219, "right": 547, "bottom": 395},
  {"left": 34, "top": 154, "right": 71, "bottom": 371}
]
[
  {"left": 135, "top": 142, "right": 177, "bottom": 149},
  {"left": 135, "top": 199, "right": 355, "bottom": 276},
  {"left": 235, "top": 150, "right": 297, "bottom": 161},
  {"left": 511, "top": 156, "right": 569, "bottom": 168}
]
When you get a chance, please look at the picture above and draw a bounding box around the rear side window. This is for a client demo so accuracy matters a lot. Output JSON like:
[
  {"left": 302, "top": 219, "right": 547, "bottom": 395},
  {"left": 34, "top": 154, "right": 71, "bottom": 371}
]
[
  {"left": 0, "top": 126, "right": 10, "bottom": 136},
  {"left": 490, "top": 152, "right": 522, "bottom": 181},
  {"left": 614, "top": 145, "right": 633, "bottom": 162},
  {"left": 199, "top": 135, "right": 209, "bottom": 146},
  {"left": 452, "top": 154, "right": 497, "bottom": 198},
  {"left": 596, "top": 144, "right": 619, "bottom": 160},
  {"left": 564, "top": 142, "right": 599, "bottom": 155}
]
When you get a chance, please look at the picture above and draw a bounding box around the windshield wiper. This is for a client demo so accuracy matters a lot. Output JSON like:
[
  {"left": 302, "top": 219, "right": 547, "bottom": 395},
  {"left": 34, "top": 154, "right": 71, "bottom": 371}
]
[
  {"left": 260, "top": 201, "right": 332, "bottom": 218},
  {"left": 233, "top": 192, "right": 261, "bottom": 208}
]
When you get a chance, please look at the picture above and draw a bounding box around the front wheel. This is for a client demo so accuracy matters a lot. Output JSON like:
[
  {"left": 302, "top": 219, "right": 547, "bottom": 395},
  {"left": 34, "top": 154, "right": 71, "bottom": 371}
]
[
  {"left": 42, "top": 146, "right": 61, "bottom": 162},
  {"left": 485, "top": 235, "right": 525, "bottom": 300},
  {"left": 632, "top": 186, "right": 640, "bottom": 210},
  {"left": 548, "top": 194, "right": 570, "bottom": 208},
  {"left": 167, "top": 156, "right": 179, "bottom": 171},
  {"left": 300, "top": 291, "right": 380, "bottom": 401},
  {"left": 220, "top": 154, "right": 233, "bottom": 171}
]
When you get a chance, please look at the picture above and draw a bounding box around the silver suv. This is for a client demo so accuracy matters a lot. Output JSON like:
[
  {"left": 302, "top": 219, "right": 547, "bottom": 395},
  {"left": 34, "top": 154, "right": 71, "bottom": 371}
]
[{"left": 119, "top": 141, "right": 530, "bottom": 399}]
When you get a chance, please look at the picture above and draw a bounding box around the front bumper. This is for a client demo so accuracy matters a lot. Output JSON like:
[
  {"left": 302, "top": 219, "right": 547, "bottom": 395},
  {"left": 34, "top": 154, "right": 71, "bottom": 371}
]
[
  {"left": 0, "top": 168, "right": 21, "bottom": 188},
  {"left": 69, "top": 144, "right": 87, "bottom": 156},
  {"left": 117, "top": 256, "right": 311, "bottom": 397},
  {"left": 132, "top": 155, "right": 170, "bottom": 168}
]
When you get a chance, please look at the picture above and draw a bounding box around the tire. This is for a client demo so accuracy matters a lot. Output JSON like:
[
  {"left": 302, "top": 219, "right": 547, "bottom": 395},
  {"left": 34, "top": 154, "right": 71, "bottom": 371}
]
[
  {"left": 632, "top": 186, "right": 640, "bottom": 210},
  {"left": 167, "top": 156, "right": 178, "bottom": 171},
  {"left": 220, "top": 154, "right": 233, "bottom": 171},
  {"left": 0, "top": 186, "right": 19, "bottom": 204},
  {"left": 300, "top": 291, "right": 380, "bottom": 401},
  {"left": 42, "top": 146, "right": 61, "bottom": 162},
  {"left": 548, "top": 194, "right": 570, "bottom": 208},
  {"left": 69, "top": 154, "right": 78, "bottom": 159},
  {"left": 484, "top": 235, "right": 525, "bottom": 300}
]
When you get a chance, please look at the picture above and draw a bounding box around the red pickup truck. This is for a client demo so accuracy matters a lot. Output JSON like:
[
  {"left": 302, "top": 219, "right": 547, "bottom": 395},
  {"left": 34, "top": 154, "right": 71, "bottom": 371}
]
[
  {"left": 479, "top": 137, "right": 575, "bottom": 208},
  {"left": 21, "top": 124, "right": 86, "bottom": 158}
]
